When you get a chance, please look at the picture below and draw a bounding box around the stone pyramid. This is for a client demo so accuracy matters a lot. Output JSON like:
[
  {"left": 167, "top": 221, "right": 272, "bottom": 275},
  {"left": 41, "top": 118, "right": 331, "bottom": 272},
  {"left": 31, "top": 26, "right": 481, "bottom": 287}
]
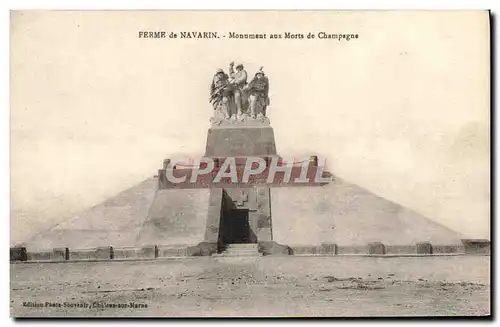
[{"left": 19, "top": 121, "right": 467, "bottom": 255}]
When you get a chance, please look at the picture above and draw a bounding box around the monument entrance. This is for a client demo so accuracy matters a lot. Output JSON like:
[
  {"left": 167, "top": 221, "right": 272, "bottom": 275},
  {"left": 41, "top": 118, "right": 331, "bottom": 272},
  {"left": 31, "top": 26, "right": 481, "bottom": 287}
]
[
  {"left": 219, "top": 189, "right": 258, "bottom": 246},
  {"left": 220, "top": 208, "right": 253, "bottom": 244}
]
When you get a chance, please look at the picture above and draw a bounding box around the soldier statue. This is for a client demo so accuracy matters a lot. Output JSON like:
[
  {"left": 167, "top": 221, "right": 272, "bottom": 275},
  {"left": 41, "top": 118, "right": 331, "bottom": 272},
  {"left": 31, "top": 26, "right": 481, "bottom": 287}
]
[
  {"left": 228, "top": 62, "right": 248, "bottom": 120},
  {"left": 209, "top": 68, "right": 233, "bottom": 119},
  {"left": 245, "top": 67, "right": 270, "bottom": 118},
  {"left": 209, "top": 63, "right": 270, "bottom": 125}
]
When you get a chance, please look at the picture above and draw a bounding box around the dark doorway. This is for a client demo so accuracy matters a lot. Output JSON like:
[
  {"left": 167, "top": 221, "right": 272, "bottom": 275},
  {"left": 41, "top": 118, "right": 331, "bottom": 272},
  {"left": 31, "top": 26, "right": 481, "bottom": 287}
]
[
  {"left": 218, "top": 191, "right": 257, "bottom": 247},
  {"left": 224, "top": 209, "right": 251, "bottom": 244}
]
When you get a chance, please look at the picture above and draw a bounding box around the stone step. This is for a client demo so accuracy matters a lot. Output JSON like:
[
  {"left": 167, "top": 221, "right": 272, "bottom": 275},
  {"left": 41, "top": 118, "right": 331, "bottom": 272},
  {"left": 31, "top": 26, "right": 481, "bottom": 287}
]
[
  {"left": 225, "top": 246, "right": 258, "bottom": 250},
  {"left": 214, "top": 252, "right": 263, "bottom": 257},
  {"left": 226, "top": 243, "right": 258, "bottom": 248},
  {"left": 224, "top": 249, "right": 260, "bottom": 253},
  {"left": 224, "top": 248, "right": 259, "bottom": 253},
  {"left": 213, "top": 243, "right": 262, "bottom": 257}
]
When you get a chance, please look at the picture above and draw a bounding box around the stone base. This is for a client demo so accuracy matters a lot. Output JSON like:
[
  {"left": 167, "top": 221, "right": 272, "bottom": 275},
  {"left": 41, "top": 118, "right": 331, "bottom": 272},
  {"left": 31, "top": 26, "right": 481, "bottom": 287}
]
[
  {"left": 258, "top": 241, "right": 292, "bottom": 256},
  {"left": 205, "top": 125, "right": 277, "bottom": 157},
  {"left": 461, "top": 239, "right": 491, "bottom": 254},
  {"left": 210, "top": 114, "right": 270, "bottom": 128},
  {"left": 187, "top": 242, "right": 218, "bottom": 256},
  {"left": 10, "top": 247, "right": 27, "bottom": 262}
]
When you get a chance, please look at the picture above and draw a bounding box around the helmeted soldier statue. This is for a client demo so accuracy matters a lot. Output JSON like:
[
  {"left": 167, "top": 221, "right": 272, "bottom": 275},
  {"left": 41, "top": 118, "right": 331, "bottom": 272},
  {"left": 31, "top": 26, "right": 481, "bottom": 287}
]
[
  {"left": 245, "top": 67, "right": 269, "bottom": 118},
  {"left": 228, "top": 62, "right": 248, "bottom": 120},
  {"left": 209, "top": 68, "right": 233, "bottom": 119}
]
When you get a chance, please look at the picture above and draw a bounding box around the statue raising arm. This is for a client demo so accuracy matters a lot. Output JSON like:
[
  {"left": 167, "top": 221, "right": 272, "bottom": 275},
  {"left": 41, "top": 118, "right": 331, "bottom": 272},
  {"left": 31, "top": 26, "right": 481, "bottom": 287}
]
[{"left": 228, "top": 62, "right": 247, "bottom": 86}]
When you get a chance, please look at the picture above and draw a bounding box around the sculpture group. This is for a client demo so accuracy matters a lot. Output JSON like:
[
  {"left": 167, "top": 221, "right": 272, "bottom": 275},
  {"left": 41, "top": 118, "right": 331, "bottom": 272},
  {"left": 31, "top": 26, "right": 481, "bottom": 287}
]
[{"left": 210, "top": 62, "right": 270, "bottom": 123}]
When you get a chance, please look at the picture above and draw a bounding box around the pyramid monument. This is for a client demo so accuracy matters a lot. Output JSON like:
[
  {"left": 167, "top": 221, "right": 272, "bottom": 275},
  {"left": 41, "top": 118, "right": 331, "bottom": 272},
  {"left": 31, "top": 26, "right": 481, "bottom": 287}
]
[
  {"left": 17, "top": 116, "right": 469, "bottom": 258},
  {"left": 13, "top": 66, "right": 484, "bottom": 261}
]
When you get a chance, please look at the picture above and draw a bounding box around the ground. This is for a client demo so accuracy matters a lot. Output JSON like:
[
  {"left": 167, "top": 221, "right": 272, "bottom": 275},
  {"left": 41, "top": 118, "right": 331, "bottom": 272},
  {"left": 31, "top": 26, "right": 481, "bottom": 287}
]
[{"left": 10, "top": 255, "right": 490, "bottom": 317}]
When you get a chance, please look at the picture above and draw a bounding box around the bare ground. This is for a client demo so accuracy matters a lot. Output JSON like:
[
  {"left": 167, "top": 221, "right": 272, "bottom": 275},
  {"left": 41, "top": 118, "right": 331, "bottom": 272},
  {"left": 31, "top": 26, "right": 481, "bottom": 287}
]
[{"left": 10, "top": 255, "right": 490, "bottom": 317}]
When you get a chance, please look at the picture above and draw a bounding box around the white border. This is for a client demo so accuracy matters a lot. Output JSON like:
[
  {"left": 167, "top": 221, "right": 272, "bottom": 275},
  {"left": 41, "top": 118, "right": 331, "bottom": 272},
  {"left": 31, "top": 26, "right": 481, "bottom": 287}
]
[
  {"left": 2, "top": 0, "right": 497, "bottom": 326},
  {"left": 2, "top": 0, "right": 499, "bottom": 10}
]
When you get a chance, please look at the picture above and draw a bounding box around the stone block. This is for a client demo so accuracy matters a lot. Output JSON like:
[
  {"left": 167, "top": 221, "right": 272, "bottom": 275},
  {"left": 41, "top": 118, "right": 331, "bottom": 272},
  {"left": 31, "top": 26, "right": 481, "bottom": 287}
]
[
  {"left": 416, "top": 242, "right": 433, "bottom": 254},
  {"left": 385, "top": 245, "right": 417, "bottom": 254},
  {"left": 320, "top": 243, "right": 338, "bottom": 255},
  {"left": 204, "top": 189, "right": 223, "bottom": 242},
  {"left": 69, "top": 246, "right": 113, "bottom": 260},
  {"left": 53, "top": 247, "right": 70, "bottom": 260},
  {"left": 205, "top": 126, "right": 277, "bottom": 157},
  {"left": 257, "top": 215, "right": 271, "bottom": 228},
  {"left": 336, "top": 245, "right": 369, "bottom": 254},
  {"left": 461, "top": 239, "right": 490, "bottom": 254},
  {"left": 10, "top": 247, "right": 27, "bottom": 262},
  {"left": 26, "top": 251, "right": 53, "bottom": 261},
  {"left": 26, "top": 248, "right": 68, "bottom": 261},
  {"left": 290, "top": 245, "right": 322, "bottom": 255},
  {"left": 113, "top": 245, "right": 158, "bottom": 259},
  {"left": 259, "top": 241, "right": 292, "bottom": 255},
  {"left": 433, "top": 244, "right": 465, "bottom": 254},
  {"left": 368, "top": 242, "right": 386, "bottom": 255},
  {"left": 187, "top": 242, "right": 218, "bottom": 256},
  {"left": 157, "top": 245, "right": 189, "bottom": 258}
]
